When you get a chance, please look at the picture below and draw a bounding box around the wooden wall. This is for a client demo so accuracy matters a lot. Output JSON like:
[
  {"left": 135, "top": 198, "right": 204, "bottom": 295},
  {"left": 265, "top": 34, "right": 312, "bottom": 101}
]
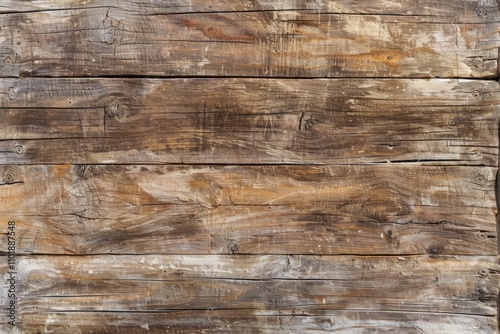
[{"left": 1, "top": 1, "right": 499, "bottom": 333}]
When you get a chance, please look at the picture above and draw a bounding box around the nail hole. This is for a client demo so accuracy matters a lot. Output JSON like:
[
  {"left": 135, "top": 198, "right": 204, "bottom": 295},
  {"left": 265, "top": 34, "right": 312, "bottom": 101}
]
[
  {"left": 4, "top": 173, "right": 14, "bottom": 184},
  {"left": 470, "top": 320, "right": 482, "bottom": 329},
  {"left": 14, "top": 145, "right": 24, "bottom": 155},
  {"left": 474, "top": 174, "right": 486, "bottom": 185},
  {"left": 471, "top": 90, "right": 483, "bottom": 101},
  {"left": 476, "top": 7, "right": 487, "bottom": 17}
]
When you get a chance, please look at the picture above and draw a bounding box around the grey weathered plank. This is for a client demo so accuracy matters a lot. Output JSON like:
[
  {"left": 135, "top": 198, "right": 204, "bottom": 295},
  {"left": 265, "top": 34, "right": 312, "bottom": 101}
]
[
  {"left": 13, "top": 311, "right": 499, "bottom": 334},
  {"left": 0, "top": 78, "right": 498, "bottom": 165},
  {"left": 0, "top": 165, "right": 496, "bottom": 255},
  {"left": 0, "top": 3, "right": 498, "bottom": 78},
  {"left": 0, "top": 255, "right": 497, "bottom": 326}
]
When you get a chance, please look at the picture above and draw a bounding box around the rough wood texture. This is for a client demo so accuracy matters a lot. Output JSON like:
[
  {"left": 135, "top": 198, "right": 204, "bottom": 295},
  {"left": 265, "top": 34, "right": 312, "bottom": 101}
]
[
  {"left": 2, "top": 0, "right": 499, "bottom": 19},
  {"left": 1, "top": 1, "right": 499, "bottom": 333},
  {"left": 0, "top": 164, "right": 496, "bottom": 256},
  {"left": 0, "top": 255, "right": 498, "bottom": 332},
  {"left": 16, "top": 311, "right": 500, "bottom": 334},
  {"left": 0, "top": 1, "right": 499, "bottom": 78},
  {"left": 0, "top": 78, "right": 498, "bottom": 165}
]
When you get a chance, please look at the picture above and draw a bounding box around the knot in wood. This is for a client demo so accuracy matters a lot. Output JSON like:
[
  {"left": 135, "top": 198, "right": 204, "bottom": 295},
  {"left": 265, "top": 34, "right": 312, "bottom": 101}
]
[
  {"left": 8, "top": 87, "right": 17, "bottom": 101},
  {"left": 228, "top": 240, "right": 240, "bottom": 254},
  {"left": 105, "top": 101, "right": 125, "bottom": 119},
  {"left": 478, "top": 268, "right": 489, "bottom": 277},
  {"left": 299, "top": 113, "right": 315, "bottom": 131},
  {"left": 476, "top": 232, "right": 488, "bottom": 240},
  {"left": 286, "top": 255, "right": 301, "bottom": 271},
  {"left": 426, "top": 241, "right": 443, "bottom": 255},
  {"left": 472, "top": 57, "right": 484, "bottom": 69},
  {"left": 320, "top": 318, "right": 335, "bottom": 329}
]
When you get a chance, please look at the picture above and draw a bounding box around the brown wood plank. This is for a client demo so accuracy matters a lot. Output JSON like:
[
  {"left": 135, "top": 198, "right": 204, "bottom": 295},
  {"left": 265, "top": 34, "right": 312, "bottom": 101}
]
[
  {"left": 2, "top": 0, "right": 499, "bottom": 21},
  {"left": 0, "top": 3, "right": 498, "bottom": 78},
  {"left": 15, "top": 311, "right": 500, "bottom": 334},
  {"left": 0, "top": 78, "right": 498, "bottom": 165},
  {"left": 0, "top": 255, "right": 497, "bottom": 327},
  {"left": 0, "top": 165, "right": 496, "bottom": 255}
]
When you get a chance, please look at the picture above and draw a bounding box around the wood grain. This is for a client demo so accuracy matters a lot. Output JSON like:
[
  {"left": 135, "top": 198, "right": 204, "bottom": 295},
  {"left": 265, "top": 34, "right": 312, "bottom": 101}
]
[
  {"left": 0, "top": 255, "right": 498, "bottom": 332},
  {"left": 0, "top": 3, "right": 498, "bottom": 78},
  {"left": 1, "top": 1, "right": 499, "bottom": 332},
  {"left": 0, "top": 164, "right": 496, "bottom": 255},
  {"left": 0, "top": 78, "right": 498, "bottom": 165}
]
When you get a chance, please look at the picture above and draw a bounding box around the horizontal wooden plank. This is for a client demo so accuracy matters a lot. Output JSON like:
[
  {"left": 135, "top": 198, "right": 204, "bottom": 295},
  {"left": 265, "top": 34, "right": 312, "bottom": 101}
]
[
  {"left": 0, "top": 4, "right": 498, "bottom": 78},
  {"left": 0, "top": 165, "right": 496, "bottom": 255},
  {"left": 0, "top": 255, "right": 497, "bottom": 318},
  {"left": 0, "top": 78, "right": 498, "bottom": 165},
  {"left": 2, "top": 0, "right": 499, "bottom": 23},
  {"left": 10, "top": 311, "right": 499, "bottom": 334}
]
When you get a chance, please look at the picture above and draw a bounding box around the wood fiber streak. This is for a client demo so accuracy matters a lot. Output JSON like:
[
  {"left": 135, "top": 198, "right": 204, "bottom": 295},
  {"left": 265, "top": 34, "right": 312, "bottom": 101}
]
[
  {"left": 0, "top": 165, "right": 496, "bottom": 256},
  {"left": 0, "top": 3, "right": 498, "bottom": 78},
  {"left": 0, "top": 78, "right": 498, "bottom": 165}
]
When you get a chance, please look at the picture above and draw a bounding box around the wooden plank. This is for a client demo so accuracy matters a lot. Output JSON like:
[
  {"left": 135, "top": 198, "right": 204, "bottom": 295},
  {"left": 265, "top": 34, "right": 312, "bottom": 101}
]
[
  {"left": 0, "top": 78, "right": 498, "bottom": 165},
  {"left": 14, "top": 311, "right": 500, "bottom": 334},
  {"left": 0, "top": 3, "right": 498, "bottom": 78},
  {"left": 0, "top": 255, "right": 497, "bottom": 329},
  {"left": 0, "top": 165, "right": 496, "bottom": 255},
  {"left": 2, "top": 0, "right": 499, "bottom": 22}
]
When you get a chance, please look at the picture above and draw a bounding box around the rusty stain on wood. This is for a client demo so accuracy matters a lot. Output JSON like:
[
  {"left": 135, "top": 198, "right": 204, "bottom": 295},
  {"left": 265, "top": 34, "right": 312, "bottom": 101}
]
[{"left": 0, "top": 1, "right": 499, "bottom": 333}]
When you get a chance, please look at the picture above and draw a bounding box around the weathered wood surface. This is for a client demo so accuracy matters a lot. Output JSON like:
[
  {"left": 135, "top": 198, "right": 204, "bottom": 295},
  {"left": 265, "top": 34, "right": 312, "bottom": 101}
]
[
  {"left": 0, "top": 255, "right": 498, "bottom": 332},
  {"left": 2, "top": 0, "right": 499, "bottom": 19},
  {"left": 0, "top": 1, "right": 499, "bottom": 78},
  {"left": 16, "top": 311, "right": 500, "bottom": 334},
  {"left": 1, "top": 1, "right": 499, "bottom": 333},
  {"left": 0, "top": 164, "right": 496, "bottom": 255},
  {"left": 0, "top": 78, "right": 498, "bottom": 165}
]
